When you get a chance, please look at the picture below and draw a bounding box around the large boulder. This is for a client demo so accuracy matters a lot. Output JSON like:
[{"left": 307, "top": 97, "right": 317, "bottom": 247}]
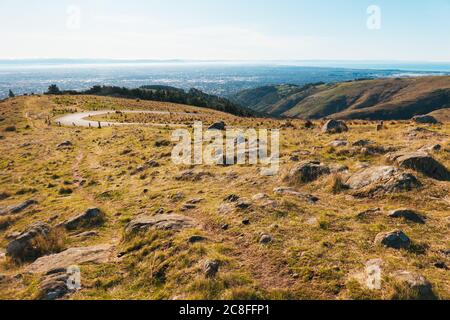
[
  {"left": 374, "top": 230, "right": 411, "bottom": 250},
  {"left": 62, "top": 208, "right": 105, "bottom": 230},
  {"left": 125, "top": 214, "right": 196, "bottom": 235},
  {"left": 391, "top": 271, "right": 437, "bottom": 300},
  {"left": 322, "top": 120, "right": 348, "bottom": 134},
  {"left": 286, "top": 161, "right": 331, "bottom": 184},
  {"left": 6, "top": 222, "right": 52, "bottom": 262},
  {"left": 412, "top": 115, "right": 439, "bottom": 124},
  {"left": 346, "top": 166, "right": 421, "bottom": 197},
  {"left": 27, "top": 244, "right": 114, "bottom": 274},
  {"left": 387, "top": 151, "right": 450, "bottom": 181}
]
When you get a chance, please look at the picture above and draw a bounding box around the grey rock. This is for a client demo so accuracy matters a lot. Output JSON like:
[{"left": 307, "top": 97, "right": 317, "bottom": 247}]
[
  {"left": 259, "top": 234, "right": 273, "bottom": 244},
  {"left": 322, "top": 120, "right": 348, "bottom": 134},
  {"left": 204, "top": 260, "right": 220, "bottom": 278},
  {"left": 286, "top": 161, "right": 331, "bottom": 184},
  {"left": 375, "top": 230, "right": 411, "bottom": 249},
  {"left": 329, "top": 140, "right": 348, "bottom": 147},
  {"left": 27, "top": 244, "right": 114, "bottom": 274},
  {"left": 0, "top": 199, "right": 37, "bottom": 216},
  {"left": 6, "top": 222, "right": 51, "bottom": 262},
  {"left": 346, "top": 166, "right": 421, "bottom": 197},
  {"left": 388, "top": 209, "right": 426, "bottom": 224},
  {"left": 125, "top": 214, "right": 196, "bottom": 235},
  {"left": 56, "top": 141, "right": 73, "bottom": 149},
  {"left": 392, "top": 271, "right": 437, "bottom": 300},
  {"left": 62, "top": 208, "right": 105, "bottom": 231},
  {"left": 208, "top": 121, "right": 226, "bottom": 131},
  {"left": 389, "top": 151, "right": 450, "bottom": 181}
]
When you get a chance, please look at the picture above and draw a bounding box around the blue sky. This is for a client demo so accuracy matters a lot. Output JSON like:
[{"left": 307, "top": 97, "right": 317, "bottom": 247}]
[{"left": 1, "top": 0, "right": 449, "bottom": 61}]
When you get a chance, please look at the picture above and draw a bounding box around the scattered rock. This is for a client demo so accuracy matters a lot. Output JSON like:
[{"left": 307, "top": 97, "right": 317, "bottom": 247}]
[
  {"left": 346, "top": 166, "right": 421, "bottom": 197},
  {"left": 273, "top": 187, "right": 319, "bottom": 203},
  {"left": 62, "top": 208, "right": 105, "bottom": 230},
  {"left": 304, "top": 120, "right": 315, "bottom": 129},
  {"left": 188, "top": 235, "right": 207, "bottom": 244},
  {"left": 387, "top": 151, "right": 450, "bottom": 181},
  {"left": 329, "top": 140, "right": 348, "bottom": 147},
  {"left": 388, "top": 209, "right": 426, "bottom": 224},
  {"left": 27, "top": 244, "right": 114, "bottom": 274},
  {"left": 38, "top": 269, "right": 74, "bottom": 300},
  {"left": 259, "top": 234, "right": 273, "bottom": 244},
  {"left": 322, "top": 120, "right": 348, "bottom": 134},
  {"left": 353, "top": 139, "right": 374, "bottom": 147},
  {"left": 374, "top": 230, "right": 411, "bottom": 250},
  {"left": 412, "top": 115, "right": 439, "bottom": 124},
  {"left": 6, "top": 222, "right": 52, "bottom": 262},
  {"left": 419, "top": 144, "right": 442, "bottom": 153},
  {"left": 252, "top": 193, "right": 269, "bottom": 201},
  {"left": 217, "top": 203, "right": 234, "bottom": 215},
  {"left": 56, "top": 141, "right": 73, "bottom": 149},
  {"left": 203, "top": 260, "right": 220, "bottom": 278},
  {"left": 73, "top": 231, "right": 99, "bottom": 239},
  {"left": 0, "top": 199, "right": 37, "bottom": 216},
  {"left": 181, "top": 204, "right": 197, "bottom": 211},
  {"left": 356, "top": 208, "right": 382, "bottom": 219},
  {"left": 175, "top": 170, "right": 212, "bottom": 182},
  {"left": 224, "top": 194, "right": 240, "bottom": 203},
  {"left": 125, "top": 214, "right": 196, "bottom": 235},
  {"left": 208, "top": 121, "right": 226, "bottom": 131},
  {"left": 286, "top": 161, "right": 331, "bottom": 184},
  {"left": 236, "top": 199, "right": 251, "bottom": 210},
  {"left": 155, "top": 139, "right": 171, "bottom": 147},
  {"left": 392, "top": 271, "right": 437, "bottom": 300}
]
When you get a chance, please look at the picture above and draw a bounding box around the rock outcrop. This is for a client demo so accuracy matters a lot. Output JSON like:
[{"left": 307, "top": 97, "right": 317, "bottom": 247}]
[
  {"left": 27, "top": 244, "right": 114, "bottom": 274},
  {"left": 286, "top": 161, "right": 331, "bottom": 184},
  {"left": 6, "top": 222, "right": 52, "bottom": 262},
  {"left": 0, "top": 199, "right": 37, "bottom": 216},
  {"left": 387, "top": 151, "right": 450, "bottom": 181},
  {"left": 125, "top": 214, "right": 196, "bottom": 235},
  {"left": 346, "top": 166, "right": 421, "bottom": 197}
]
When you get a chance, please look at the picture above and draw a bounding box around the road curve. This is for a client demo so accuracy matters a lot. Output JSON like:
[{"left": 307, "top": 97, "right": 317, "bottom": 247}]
[{"left": 54, "top": 110, "right": 200, "bottom": 128}]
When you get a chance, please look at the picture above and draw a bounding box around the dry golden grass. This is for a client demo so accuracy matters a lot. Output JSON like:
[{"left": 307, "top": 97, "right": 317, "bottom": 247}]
[{"left": 0, "top": 95, "right": 448, "bottom": 300}]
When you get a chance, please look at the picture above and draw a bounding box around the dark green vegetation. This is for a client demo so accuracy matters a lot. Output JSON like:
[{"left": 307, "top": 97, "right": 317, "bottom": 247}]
[{"left": 231, "top": 76, "right": 450, "bottom": 120}]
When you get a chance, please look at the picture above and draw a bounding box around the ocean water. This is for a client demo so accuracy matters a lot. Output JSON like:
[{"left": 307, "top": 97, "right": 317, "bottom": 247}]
[{"left": 1, "top": 61, "right": 449, "bottom": 99}]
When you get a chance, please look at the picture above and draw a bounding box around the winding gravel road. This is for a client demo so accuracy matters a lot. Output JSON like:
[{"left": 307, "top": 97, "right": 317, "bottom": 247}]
[{"left": 54, "top": 110, "right": 202, "bottom": 128}]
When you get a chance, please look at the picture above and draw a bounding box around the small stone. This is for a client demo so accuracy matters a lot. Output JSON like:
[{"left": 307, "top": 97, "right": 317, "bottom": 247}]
[
  {"left": 188, "top": 235, "right": 207, "bottom": 244},
  {"left": 259, "top": 234, "right": 273, "bottom": 244},
  {"left": 203, "top": 260, "right": 220, "bottom": 278}
]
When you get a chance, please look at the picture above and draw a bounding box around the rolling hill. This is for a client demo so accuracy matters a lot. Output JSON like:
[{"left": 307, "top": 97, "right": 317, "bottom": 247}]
[{"left": 231, "top": 76, "right": 450, "bottom": 120}]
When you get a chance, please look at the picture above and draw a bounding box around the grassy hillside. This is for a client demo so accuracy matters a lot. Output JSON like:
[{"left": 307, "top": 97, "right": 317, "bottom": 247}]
[
  {"left": 0, "top": 95, "right": 449, "bottom": 300},
  {"left": 233, "top": 77, "right": 450, "bottom": 120}
]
